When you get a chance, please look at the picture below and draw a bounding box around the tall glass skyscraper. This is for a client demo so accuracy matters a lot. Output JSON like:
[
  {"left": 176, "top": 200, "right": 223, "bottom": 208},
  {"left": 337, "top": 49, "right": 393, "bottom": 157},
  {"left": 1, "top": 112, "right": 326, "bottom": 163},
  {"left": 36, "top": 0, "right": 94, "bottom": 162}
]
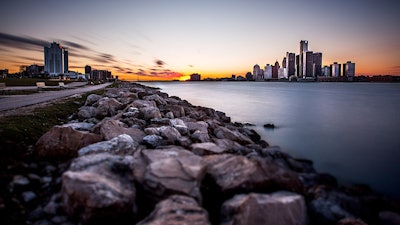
[{"left": 44, "top": 42, "right": 68, "bottom": 76}]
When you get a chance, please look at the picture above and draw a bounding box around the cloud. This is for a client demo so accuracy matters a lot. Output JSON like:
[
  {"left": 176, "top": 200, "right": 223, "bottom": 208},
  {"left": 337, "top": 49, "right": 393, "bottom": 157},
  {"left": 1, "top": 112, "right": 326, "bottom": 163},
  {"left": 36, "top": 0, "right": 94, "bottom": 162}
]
[
  {"left": 59, "top": 40, "right": 91, "bottom": 51},
  {"left": 155, "top": 59, "right": 166, "bottom": 67},
  {"left": 188, "top": 65, "right": 194, "bottom": 67},
  {"left": 17, "top": 56, "right": 42, "bottom": 62},
  {"left": 0, "top": 32, "right": 49, "bottom": 52}
]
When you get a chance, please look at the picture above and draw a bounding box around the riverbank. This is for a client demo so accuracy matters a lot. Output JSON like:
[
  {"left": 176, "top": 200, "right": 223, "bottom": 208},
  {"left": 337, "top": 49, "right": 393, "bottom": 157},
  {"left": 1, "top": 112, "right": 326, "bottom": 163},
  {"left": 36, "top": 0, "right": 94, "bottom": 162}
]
[{"left": 1, "top": 81, "right": 399, "bottom": 225}]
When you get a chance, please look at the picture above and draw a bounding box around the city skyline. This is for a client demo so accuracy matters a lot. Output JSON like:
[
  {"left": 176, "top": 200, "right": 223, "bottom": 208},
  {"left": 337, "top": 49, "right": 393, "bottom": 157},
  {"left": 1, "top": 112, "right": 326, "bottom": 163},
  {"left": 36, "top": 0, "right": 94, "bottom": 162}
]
[{"left": 0, "top": 0, "right": 399, "bottom": 80}]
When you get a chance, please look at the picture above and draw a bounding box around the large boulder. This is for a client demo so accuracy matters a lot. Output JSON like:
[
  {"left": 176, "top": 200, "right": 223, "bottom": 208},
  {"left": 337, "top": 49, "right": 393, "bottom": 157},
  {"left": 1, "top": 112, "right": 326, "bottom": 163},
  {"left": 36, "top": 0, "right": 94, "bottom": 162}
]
[
  {"left": 94, "top": 97, "right": 123, "bottom": 118},
  {"left": 143, "top": 94, "right": 167, "bottom": 106},
  {"left": 190, "top": 142, "right": 226, "bottom": 156},
  {"left": 62, "top": 153, "right": 136, "bottom": 224},
  {"left": 157, "top": 126, "right": 181, "bottom": 144},
  {"left": 78, "top": 106, "right": 97, "bottom": 119},
  {"left": 137, "top": 195, "right": 210, "bottom": 225},
  {"left": 78, "top": 134, "right": 138, "bottom": 156},
  {"left": 84, "top": 94, "right": 102, "bottom": 106},
  {"left": 140, "top": 148, "right": 206, "bottom": 203},
  {"left": 35, "top": 126, "right": 102, "bottom": 159},
  {"left": 169, "top": 118, "right": 189, "bottom": 135},
  {"left": 140, "top": 107, "right": 162, "bottom": 120},
  {"left": 203, "top": 154, "right": 304, "bottom": 194},
  {"left": 221, "top": 192, "right": 307, "bottom": 225},
  {"left": 93, "top": 118, "right": 145, "bottom": 143},
  {"left": 214, "top": 126, "right": 253, "bottom": 145}
]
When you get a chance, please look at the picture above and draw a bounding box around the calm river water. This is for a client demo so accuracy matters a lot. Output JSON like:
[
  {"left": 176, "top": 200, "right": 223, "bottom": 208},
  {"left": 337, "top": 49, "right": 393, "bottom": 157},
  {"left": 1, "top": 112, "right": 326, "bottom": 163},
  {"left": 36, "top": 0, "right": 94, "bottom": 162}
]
[{"left": 142, "top": 81, "right": 400, "bottom": 197}]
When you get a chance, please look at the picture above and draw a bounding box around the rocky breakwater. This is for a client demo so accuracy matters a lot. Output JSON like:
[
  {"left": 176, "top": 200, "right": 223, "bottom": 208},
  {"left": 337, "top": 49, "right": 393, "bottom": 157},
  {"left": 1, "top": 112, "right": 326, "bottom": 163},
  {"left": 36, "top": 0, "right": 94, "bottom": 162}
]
[{"left": 29, "top": 82, "right": 399, "bottom": 225}]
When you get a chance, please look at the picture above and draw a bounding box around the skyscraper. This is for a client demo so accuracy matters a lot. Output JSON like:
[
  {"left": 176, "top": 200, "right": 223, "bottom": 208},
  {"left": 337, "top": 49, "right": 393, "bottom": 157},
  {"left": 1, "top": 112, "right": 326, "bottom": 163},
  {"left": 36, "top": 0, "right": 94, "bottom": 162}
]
[
  {"left": 286, "top": 52, "right": 296, "bottom": 77},
  {"left": 312, "top": 52, "right": 322, "bottom": 77},
  {"left": 44, "top": 42, "right": 68, "bottom": 76},
  {"left": 253, "top": 64, "right": 263, "bottom": 81},
  {"left": 343, "top": 61, "right": 355, "bottom": 77},
  {"left": 331, "top": 62, "right": 341, "bottom": 77},
  {"left": 303, "top": 51, "right": 314, "bottom": 77},
  {"left": 272, "top": 61, "right": 279, "bottom": 79},
  {"left": 264, "top": 64, "right": 272, "bottom": 79},
  {"left": 299, "top": 40, "right": 308, "bottom": 78}
]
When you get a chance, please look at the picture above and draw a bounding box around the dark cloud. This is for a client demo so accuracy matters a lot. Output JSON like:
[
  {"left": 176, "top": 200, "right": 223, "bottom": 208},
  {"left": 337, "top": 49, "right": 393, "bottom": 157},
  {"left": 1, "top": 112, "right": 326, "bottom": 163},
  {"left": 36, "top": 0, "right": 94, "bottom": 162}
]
[
  {"left": 59, "top": 40, "right": 91, "bottom": 51},
  {"left": 18, "top": 56, "right": 42, "bottom": 62},
  {"left": 0, "top": 32, "right": 49, "bottom": 52},
  {"left": 155, "top": 59, "right": 166, "bottom": 67}
]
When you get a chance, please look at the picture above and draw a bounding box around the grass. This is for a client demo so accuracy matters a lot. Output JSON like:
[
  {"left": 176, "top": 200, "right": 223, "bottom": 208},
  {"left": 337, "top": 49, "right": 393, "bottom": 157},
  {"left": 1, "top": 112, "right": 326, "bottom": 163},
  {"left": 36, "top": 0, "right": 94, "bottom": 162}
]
[
  {"left": 0, "top": 88, "right": 105, "bottom": 159},
  {"left": 0, "top": 78, "right": 73, "bottom": 86}
]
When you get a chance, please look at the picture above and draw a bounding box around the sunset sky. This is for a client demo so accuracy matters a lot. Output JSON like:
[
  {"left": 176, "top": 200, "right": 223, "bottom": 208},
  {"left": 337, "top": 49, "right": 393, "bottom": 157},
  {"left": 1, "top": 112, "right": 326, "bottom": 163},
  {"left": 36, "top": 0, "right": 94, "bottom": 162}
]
[{"left": 0, "top": 0, "right": 399, "bottom": 80}]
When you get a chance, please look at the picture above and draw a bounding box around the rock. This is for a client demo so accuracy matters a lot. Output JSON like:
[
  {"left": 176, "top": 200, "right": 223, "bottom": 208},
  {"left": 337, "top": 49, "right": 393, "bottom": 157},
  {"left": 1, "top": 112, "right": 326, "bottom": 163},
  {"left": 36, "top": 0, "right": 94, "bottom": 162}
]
[
  {"left": 142, "top": 135, "right": 164, "bottom": 148},
  {"left": 78, "top": 134, "right": 138, "bottom": 156},
  {"left": 141, "top": 149, "right": 206, "bottom": 203},
  {"left": 93, "top": 118, "right": 145, "bottom": 143},
  {"left": 336, "top": 218, "right": 369, "bottom": 225},
  {"left": 221, "top": 191, "right": 307, "bottom": 225},
  {"left": 84, "top": 94, "right": 102, "bottom": 106},
  {"left": 43, "top": 201, "right": 60, "bottom": 215},
  {"left": 177, "top": 136, "right": 192, "bottom": 148},
  {"left": 191, "top": 130, "right": 212, "bottom": 143},
  {"left": 308, "top": 196, "right": 355, "bottom": 225},
  {"left": 35, "top": 126, "right": 102, "bottom": 159},
  {"left": 157, "top": 126, "right": 181, "bottom": 144},
  {"left": 137, "top": 195, "right": 210, "bottom": 225},
  {"left": 185, "top": 121, "right": 209, "bottom": 133},
  {"left": 95, "top": 97, "right": 123, "bottom": 118},
  {"left": 28, "top": 206, "right": 46, "bottom": 221},
  {"left": 190, "top": 142, "right": 226, "bottom": 156},
  {"left": 379, "top": 211, "right": 400, "bottom": 225},
  {"left": 122, "top": 107, "right": 139, "bottom": 118},
  {"left": 22, "top": 191, "right": 37, "bottom": 203},
  {"left": 214, "top": 126, "right": 254, "bottom": 145},
  {"left": 239, "top": 127, "right": 261, "bottom": 142},
  {"left": 11, "top": 175, "right": 30, "bottom": 187},
  {"left": 132, "top": 99, "right": 157, "bottom": 108},
  {"left": 263, "top": 123, "right": 276, "bottom": 129},
  {"left": 62, "top": 122, "right": 95, "bottom": 131},
  {"left": 203, "top": 154, "right": 304, "bottom": 194},
  {"left": 77, "top": 106, "right": 96, "bottom": 119},
  {"left": 213, "top": 138, "right": 245, "bottom": 154},
  {"left": 62, "top": 153, "right": 136, "bottom": 224},
  {"left": 150, "top": 118, "right": 170, "bottom": 125},
  {"left": 169, "top": 118, "right": 189, "bottom": 135},
  {"left": 143, "top": 94, "right": 167, "bottom": 106},
  {"left": 140, "top": 106, "right": 162, "bottom": 120},
  {"left": 163, "top": 104, "right": 185, "bottom": 118}
]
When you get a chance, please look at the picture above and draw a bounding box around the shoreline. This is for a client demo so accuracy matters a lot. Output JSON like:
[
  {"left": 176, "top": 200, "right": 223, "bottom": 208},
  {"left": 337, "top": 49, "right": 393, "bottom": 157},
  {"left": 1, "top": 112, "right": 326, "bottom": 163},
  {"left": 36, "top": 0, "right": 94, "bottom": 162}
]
[{"left": 1, "top": 81, "right": 399, "bottom": 225}]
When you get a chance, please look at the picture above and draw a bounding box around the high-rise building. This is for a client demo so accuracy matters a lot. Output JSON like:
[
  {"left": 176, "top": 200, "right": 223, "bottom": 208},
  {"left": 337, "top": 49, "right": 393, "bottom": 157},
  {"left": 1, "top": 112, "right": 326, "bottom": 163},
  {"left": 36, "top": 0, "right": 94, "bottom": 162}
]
[
  {"left": 343, "top": 61, "right": 355, "bottom": 77},
  {"left": 312, "top": 52, "right": 322, "bottom": 77},
  {"left": 331, "top": 62, "right": 341, "bottom": 77},
  {"left": 322, "top": 66, "right": 331, "bottom": 76},
  {"left": 190, "top": 73, "right": 201, "bottom": 81},
  {"left": 303, "top": 51, "right": 314, "bottom": 77},
  {"left": 264, "top": 64, "right": 272, "bottom": 79},
  {"left": 253, "top": 64, "right": 263, "bottom": 81},
  {"left": 44, "top": 42, "right": 68, "bottom": 76},
  {"left": 295, "top": 55, "right": 300, "bottom": 77},
  {"left": 299, "top": 40, "right": 308, "bottom": 77},
  {"left": 286, "top": 52, "right": 296, "bottom": 77},
  {"left": 272, "top": 61, "right": 279, "bottom": 79}
]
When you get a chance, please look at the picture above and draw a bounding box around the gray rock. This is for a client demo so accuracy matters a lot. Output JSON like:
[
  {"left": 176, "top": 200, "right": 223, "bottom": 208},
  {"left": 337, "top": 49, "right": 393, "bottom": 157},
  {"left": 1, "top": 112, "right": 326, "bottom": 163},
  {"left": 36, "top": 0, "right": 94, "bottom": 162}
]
[
  {"left": 170, "top": 118, "right": 189, "bottom": 134},
  {"left": 141, "top": 149, "right": 206, "bottom": 203},
  {"left": 214, "top": 126, "right": 253, "bottom": 145},
  {"left": 84, "top": 94, "right": 102, "bottom": 106},
  {"left": 137, "top": 195, "right": 210, "bottom": 225},
  {"left": 157, "top": 126, "right": 181, "bottom": 144},
  {"left": 185, "top": 121, "right": 209, "bottom": 133},
  {"left": 78, "top": 134, "right": 138, "bottom": 156},
  {"left": 143, "top": 94, "right": 168, "bottom": 106},
  {"left": 22, "top": 191, "right": 37, "bottom": 203},
  {"left": 93, "top": 118, "right": 145, "bottom": 143},
  {"left": 191, "top": 130, "right": 211, "bottom": 143},
  {"left": 142, "top": 135, "right": 164, "bottom": 148},
  {"left": 12, "top": 175, "right": 30, "bottom": 187},
  {"left": 203, "top": 154, "right": 305, "bottom": 194},
  {"left": 77, "top": 106, "right": 96, "bottom": 119},
  {"left": 62, "top": 153, "right": 136, "bottom": 224},
  {"left": 221, "top": 192, "right": 307, "bottom": 225},
  {"left": 190, "top": 142, "right": 226, "bottom": 156},
  {"left": 132, "top": 99, "right": 157, "bottom": 108},
  {"left": 62, "top": 122, "right": 95, "bottom": 131},
  {"left": 122, "top": 107, "right": 139, "bottom": 118},
  {"left": 140, "top": 106, "right": 162, "bottom": 120},
  {"left": 309, "top": 197, "right": 354, "bottom": 225},
  {"left": 95, "top": 97, "right": 123, "bottom": 118}
]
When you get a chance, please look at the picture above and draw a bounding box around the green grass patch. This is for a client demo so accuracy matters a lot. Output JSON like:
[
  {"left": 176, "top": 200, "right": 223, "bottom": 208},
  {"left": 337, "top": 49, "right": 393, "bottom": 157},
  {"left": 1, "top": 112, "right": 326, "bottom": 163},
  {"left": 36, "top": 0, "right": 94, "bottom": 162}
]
[{"left": 0, "top": 78, "right": 73, "bottom": 86}]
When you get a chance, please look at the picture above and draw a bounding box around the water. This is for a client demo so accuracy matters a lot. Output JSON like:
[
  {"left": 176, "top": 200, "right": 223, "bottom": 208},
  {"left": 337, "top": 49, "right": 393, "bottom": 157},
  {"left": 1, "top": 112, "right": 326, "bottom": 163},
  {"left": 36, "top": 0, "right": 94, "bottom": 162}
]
[{"left": 142, "top": 81, "right": 400, "bottom": 197}]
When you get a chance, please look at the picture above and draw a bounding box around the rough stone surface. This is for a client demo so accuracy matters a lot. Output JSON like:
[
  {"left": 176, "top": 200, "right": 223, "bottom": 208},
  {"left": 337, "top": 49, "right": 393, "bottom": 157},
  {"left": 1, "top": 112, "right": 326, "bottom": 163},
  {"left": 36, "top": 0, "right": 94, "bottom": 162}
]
[
  {"left": 62, "top": 153, "right": 136, "bottom": 224},
  {"left": 94, "top": 97, "right": 123, "bottom": 118},
  {"left": 84, "top": 94, "right": 102, "bottom": 106},
  {"left": 190, "top": 142, "right": 226, "bottom": 156},
  {"left": 93, "top": 118, "right": 145, "bottom": 143},
  {"left": 35, "top": 126, "right": 102, "bottom": 159},
  {"left": 379, "top": 211, "right": 400, "bottom": 225},
  {"left": 141, "top": 148, "right": 206, "bottom": 203},
  {"left": 221, "top": 191, "right": 307, "bottom": 225},
  {"left": 214, "top": 126, "right": 253, "bottom": 145},
  {"left": 137, "top": 195, "right": 211, "bottom": 225},
  {"left": 78, "top": 134, "right": 137, "bottom": 156}
]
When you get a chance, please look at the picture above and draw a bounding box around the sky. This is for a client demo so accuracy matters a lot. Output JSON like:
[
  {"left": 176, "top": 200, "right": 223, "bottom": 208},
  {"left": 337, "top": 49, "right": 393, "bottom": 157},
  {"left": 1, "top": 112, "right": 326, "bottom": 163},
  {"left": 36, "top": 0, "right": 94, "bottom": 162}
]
[{"left": 0, "top": 0, "right": 399, "bottom": 80}]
